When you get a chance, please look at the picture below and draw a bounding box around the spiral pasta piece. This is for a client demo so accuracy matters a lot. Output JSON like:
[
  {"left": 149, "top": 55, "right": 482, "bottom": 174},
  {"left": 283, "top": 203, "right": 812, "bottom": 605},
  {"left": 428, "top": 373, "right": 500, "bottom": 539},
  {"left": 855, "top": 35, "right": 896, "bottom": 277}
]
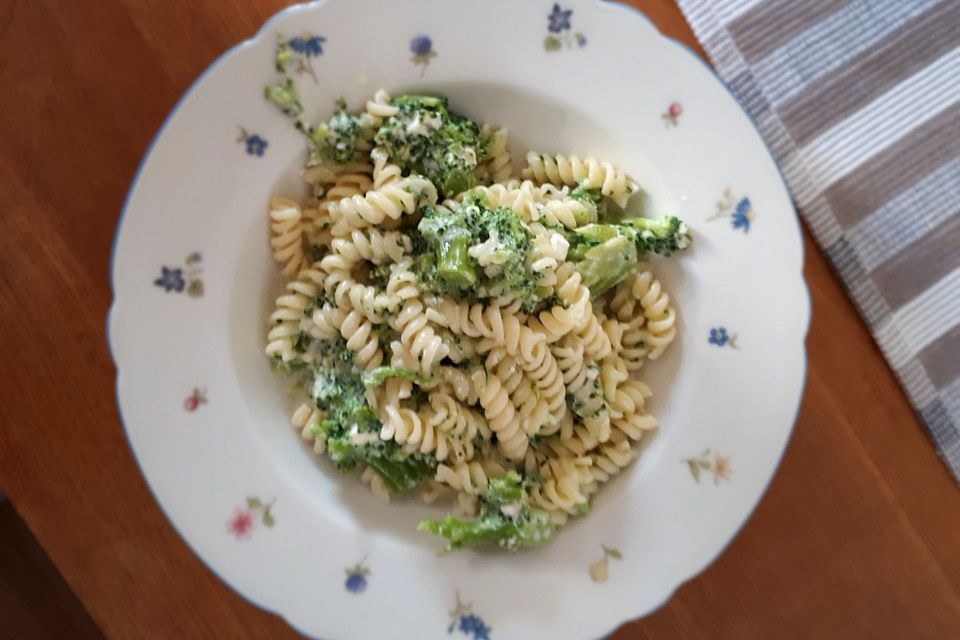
[
  {"left": 329, "top": 176, "right": 437, "bottom": 233},
  {"left": 361, "top": 465, "right": 391, "bottom": 504},
  {"left": 379, "top": 403, "right": 467, "bottom": 462},
  {"left": 621, "top": 268, "right": 676, "bottom": 360},
  {"left": 577, "top": 311, "right": 613, "bottom": 361},
  {"left": 269, "top": 196, "right": 307, "bottom": 277},
  {"left": 371, "top": 146, "right": 402, "bottom": 190},
  {"left": 339, "top": 309, "right": 384, "bottom": 370},
  {"left": 425, "top": 390, "right": 490, "bottom": 441},
  {"left": 528, "top": 263, "right": 590, "bottom": 343},
  {"left": 528, "top": 456, "right": 593, "bottom": 524},
  {"left": 265, "top": 264, "right": 326, "bottom": 362},
  {"left": 328, "top": 227, "right": 411, "bottom": 266},
  {"left": 436, "top": 298, "right": 544, "bottom": 357},
  {"left": 471, "top": 370, "right": 528, "bottom": 460},
  {"left": 291, "top": 402, "right": 325, "bottom": 454},
  {"left": 435, "top": 458, "right": 508, "bottom": 495},
  {"left": 365, "top": 88, "right": 400, "bottom": 124},
  {"left": 522, "top": 151, "right": 637, "bottom": 207},
  {"left": 389, "top": 299, "right": 450, "bottom": 374},
  {"left": 482, "top": 126, "right": 513, "bottom": 183},
  {"left": 533, "top": 197, "right": 597, "bottom": 228}
]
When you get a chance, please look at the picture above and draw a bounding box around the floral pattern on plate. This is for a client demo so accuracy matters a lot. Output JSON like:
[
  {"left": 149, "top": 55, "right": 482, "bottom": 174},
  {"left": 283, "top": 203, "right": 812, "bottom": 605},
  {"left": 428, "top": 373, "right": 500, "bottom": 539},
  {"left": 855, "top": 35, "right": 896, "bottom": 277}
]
[
  {"left": 237, "top": 127, "right": 268, "bottom": 157},
  {"left": 544, "top": 3, "right": 586, "bottom": 51},
  {"left": 682, "top": 450, "right": 732, "bottom": 484},
  {"left": 410, "top": 35, "right": 438, "bottom": 77},
  {"left": 448, "top": 591, "right": 491, "bottom": 639},
  {"left": 183, "top": 387, "right": 208, "bottom": 412},
  {"left": 709, "top": 188, "right": 755, "bottom": 232},
  {"left": 708, "top": 327, "right": 738, "bottom": 348},
  {"left": 588, "top": 545, "right": 623, "bottom": 583},
  {"left": 227, "top": 497, "right": 276, "bottom": 539},
  {"left": 279, "top": 32, "right": 326, "bottom": 83},
  {"left": 662, "top": 101, "right": 683, "bottom": 127},
  {"left": 344, "top": 556, "right": 371, "bottom": 593},
  {"left": 153, "top": 252, "right": 203, "bottom": 296}
]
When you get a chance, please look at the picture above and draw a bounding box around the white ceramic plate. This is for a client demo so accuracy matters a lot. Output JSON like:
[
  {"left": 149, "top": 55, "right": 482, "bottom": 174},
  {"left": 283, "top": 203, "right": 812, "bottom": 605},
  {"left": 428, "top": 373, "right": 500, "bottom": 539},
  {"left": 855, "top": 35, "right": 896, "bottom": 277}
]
[{"left": 109, "top": 1, "right": 809, "bottom": 638}]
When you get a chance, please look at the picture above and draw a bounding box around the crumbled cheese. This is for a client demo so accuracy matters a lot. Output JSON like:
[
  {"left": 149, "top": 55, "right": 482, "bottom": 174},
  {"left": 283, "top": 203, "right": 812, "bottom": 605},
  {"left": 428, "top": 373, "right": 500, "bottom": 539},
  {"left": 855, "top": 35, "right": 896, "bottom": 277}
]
[
  {"left": 548, "top": 232, "right": 570, "bottom": 260},
  {"left": 459, "top": 146, "right": 477, "bottom": 165},
  {"left": 500, "top": 502, "right": 523, "bottom": 519},
  {"left": 406, "top": 113, "right": 433, "bottom": 136},
  {"left": 677, "top": 222, "right": 691, "bottom": 249},
  {"left": 468, "top": 230, "right": 508, "bottom": 266},
  {"left": 348, "top": 425, "right": 380, "bottom": 446},
  {"left": 424, "top": 112, "right": 442, "bottom": 130}
]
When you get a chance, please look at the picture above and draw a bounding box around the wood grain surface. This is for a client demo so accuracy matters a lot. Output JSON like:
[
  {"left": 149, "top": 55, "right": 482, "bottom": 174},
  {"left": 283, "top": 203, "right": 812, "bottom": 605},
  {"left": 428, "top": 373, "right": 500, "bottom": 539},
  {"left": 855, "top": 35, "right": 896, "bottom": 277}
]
[{"left": 1, "top": 1, "right": 959, "bottom": 638}]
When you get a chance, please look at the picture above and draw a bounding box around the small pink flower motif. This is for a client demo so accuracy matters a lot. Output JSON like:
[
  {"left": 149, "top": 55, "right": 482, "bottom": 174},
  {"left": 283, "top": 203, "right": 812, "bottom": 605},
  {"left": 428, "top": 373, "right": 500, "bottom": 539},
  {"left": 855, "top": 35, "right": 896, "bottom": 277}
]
[
  {"left": 227, "top": 507, "right": 254, "bottom": 539},
  {"left": 183, "top": 387, "right": 208, "bottom": 412},
  {"left": 662, "top": 101, "right": 683, "bottom": 127}
]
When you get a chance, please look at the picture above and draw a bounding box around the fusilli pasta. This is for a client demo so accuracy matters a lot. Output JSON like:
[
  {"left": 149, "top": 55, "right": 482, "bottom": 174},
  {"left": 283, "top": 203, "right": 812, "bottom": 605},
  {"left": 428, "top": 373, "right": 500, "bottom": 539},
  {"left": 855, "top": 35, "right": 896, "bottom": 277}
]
[{"left": 262, "top": 84, "right": 690, "bottom": 551}]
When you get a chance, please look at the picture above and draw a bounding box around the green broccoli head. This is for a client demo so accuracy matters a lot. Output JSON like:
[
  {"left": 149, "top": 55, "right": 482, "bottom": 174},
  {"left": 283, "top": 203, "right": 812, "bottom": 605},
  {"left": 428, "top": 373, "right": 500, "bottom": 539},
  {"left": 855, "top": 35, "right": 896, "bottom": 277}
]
[
  {"left": 564, "top": 214, "right": 691, "bottom": 295},
  {"left": 565, "top": 224, "right": 639, "bottom": 296},
  {"left": 361, "top": 366, "right": 432, "bottom": 389},
  {"left": 415, "top": 202, "right": 547, "bottom": 310},
  {"left": 374, "top": 95, "right": 486, "bottom": 198},
  {"left": 418, "top": 471, "right": 554, "bottom": 551},
  {"left": 622, "top": 215, "right": 692, "bottom": 256},
  {"left": 307, "top": 341, "right": 436, "bottom": 494}
]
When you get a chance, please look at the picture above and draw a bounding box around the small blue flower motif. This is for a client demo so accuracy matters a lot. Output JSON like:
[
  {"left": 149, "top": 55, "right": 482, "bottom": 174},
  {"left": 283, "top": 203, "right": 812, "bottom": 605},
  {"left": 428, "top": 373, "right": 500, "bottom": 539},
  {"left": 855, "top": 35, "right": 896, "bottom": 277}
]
[
  {"left": 245, "top": 134, "right": 268, "bottom": 157},
  {"left": 344, "top": 560, "right": 370, "bottom": 594},
  {"left": 544, "top": 4, "right": 585, "bottom": 52},
  {"left": 731, "top": 197, "right": 753, "bottom": 232},
  {"left": 708, "top": 327, "right": 728, "bottom": 346},
  {"left": 709, "top": 188, "right": 756, "bottom": 233},
  {"left": 410, "top": 34, "right": 438, "bottom": 77},
  {"left": 455, "top": 614, "right": 492, "bottom": 640},
  {"left": 154, "top": 266, "right": 185, "bottom": 293},
  {"left": 447, "top": 592, "right": 490, "bottom": 639},
  {"left": 548, "top": 3, "right": 573, "bottom": 33},
  {"left": 410, "top": 35, "right": 432, "bottom": 56},
  {"left": 288, "top": 35, "right": 325, "bottom": 57},
  {"left": 709, "top": 327, "right": 738, "bottom": 348}
]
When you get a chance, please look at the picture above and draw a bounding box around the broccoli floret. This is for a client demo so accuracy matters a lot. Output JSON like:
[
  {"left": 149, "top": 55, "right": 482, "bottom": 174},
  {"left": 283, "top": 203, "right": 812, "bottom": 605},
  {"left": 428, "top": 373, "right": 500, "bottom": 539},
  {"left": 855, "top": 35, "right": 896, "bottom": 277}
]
[
  {"left": 263, "top": 80, "right": 369, "bottom": 164},
  {"left": 621, "top": 215, "right": 691, "bottom": 256},
  {"left": 326, "top": 437, "right": 436, "bottom": 493},
  {"left": 305, "top": 99, "right": 369, "bottom": 164},
  {"left": 418, "top": 471, "right": 554, "bottom": 551},
  {"left": 563, "top": 215, "right": 691, "bottom": 295},
  {"left": 575, "top": 237, "right": 637, "bottom": 295},
  {"left": 361, "top": 366, "right": 432, "bottom": 388},
  {"left": 374, "top": 95, "right": 486, "bottom": 198},
  {"left": 565, "top": 223, "right": 638, "bottom": 295},
  {"left": 264, "top": 78, "right": 303, "bottom": 118},
  {"left": 417, "top": 205, "right": 476, "bottom": 288},
  {"left": 415, "top": 202, "right": 546, "bottom": 310},
  {"left": 306, "top": 340, "right": 436, "bottom": 493}
]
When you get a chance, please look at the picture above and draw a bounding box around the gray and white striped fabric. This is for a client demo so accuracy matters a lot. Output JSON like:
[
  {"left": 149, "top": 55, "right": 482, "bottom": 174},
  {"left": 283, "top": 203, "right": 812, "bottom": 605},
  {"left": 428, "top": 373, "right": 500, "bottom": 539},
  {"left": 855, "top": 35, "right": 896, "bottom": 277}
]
[{"left": 677, "top": 0, "right": 960, "bottom": 481}]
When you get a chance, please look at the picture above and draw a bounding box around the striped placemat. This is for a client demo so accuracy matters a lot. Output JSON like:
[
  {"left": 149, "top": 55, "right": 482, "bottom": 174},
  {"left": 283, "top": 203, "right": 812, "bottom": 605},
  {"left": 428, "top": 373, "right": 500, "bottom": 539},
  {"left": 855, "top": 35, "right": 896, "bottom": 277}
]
[{"left": 676, "top": 0, "right": 960, "bottom": 481}]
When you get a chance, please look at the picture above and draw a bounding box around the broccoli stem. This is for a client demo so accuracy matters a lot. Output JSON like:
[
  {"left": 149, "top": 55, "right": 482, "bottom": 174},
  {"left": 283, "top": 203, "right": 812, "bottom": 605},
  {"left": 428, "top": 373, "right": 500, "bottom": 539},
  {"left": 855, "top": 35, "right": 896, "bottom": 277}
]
[{"left": 437, "top": 234, "right": 476, "bottom": 286}]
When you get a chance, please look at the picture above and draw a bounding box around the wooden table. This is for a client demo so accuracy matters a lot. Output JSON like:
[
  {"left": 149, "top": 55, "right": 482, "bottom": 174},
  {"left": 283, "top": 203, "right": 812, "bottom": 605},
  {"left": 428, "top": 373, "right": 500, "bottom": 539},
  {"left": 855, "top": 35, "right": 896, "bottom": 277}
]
[{"left": 2, "top": 1, "right": 959, "bottom": 638}]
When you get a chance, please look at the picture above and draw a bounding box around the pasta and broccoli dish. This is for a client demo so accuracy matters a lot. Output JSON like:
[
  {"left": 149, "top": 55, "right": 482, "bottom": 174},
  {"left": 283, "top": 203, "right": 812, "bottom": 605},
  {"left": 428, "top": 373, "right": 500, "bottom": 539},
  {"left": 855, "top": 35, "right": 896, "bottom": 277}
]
[{"left": 263, "top": 56, "right": 690, "bottom": 551}]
